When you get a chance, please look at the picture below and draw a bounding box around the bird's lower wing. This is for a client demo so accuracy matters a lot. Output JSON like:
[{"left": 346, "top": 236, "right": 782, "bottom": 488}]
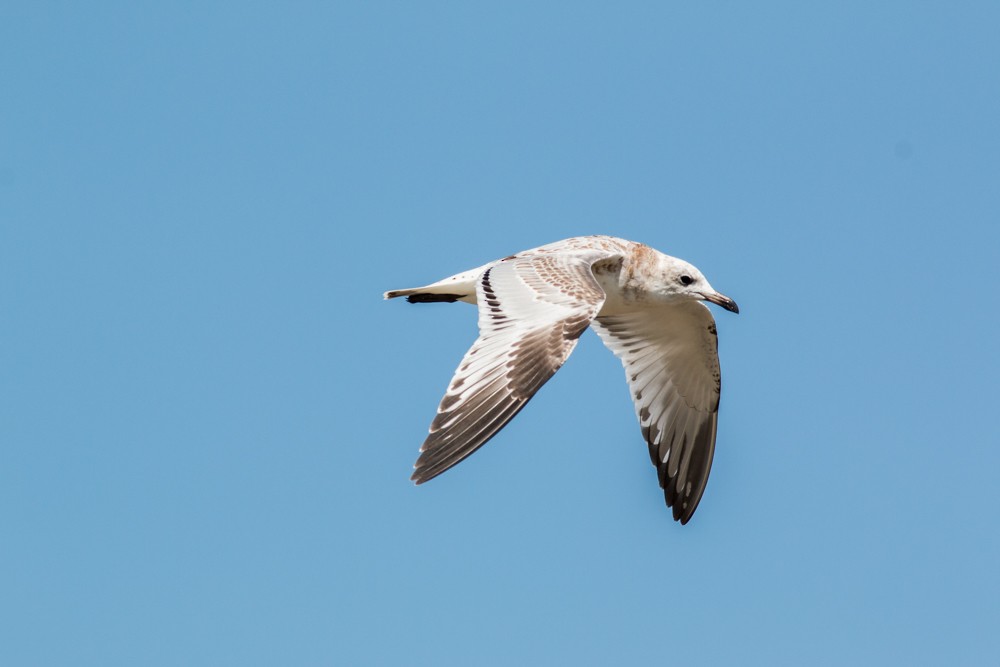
[{"left": 592, "top": 303, "right": 722, "bottom": 524}]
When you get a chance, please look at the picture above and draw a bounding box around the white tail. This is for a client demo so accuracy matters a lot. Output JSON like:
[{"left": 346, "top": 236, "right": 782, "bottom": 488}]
[{"left": 383, "top": 264, "right": 488, "bottom": 304}]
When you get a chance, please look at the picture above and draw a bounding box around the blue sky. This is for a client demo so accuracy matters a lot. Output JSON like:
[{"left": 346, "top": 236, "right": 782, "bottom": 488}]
[{"left": 2, "top": 2, "right": 999, "bottom": 665}]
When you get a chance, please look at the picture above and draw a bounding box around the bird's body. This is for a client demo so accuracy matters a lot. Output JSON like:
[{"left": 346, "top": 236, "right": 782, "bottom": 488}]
[{"left": 385, "top": 235, "right": 739, "bottom": 524}]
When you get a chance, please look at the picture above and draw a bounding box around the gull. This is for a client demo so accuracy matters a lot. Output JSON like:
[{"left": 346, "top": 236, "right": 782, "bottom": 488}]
[{"left": 385, "top": 235, "right": 739, "bottom": 524}]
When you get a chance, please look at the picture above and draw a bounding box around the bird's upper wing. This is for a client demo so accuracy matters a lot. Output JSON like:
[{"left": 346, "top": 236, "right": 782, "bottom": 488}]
[
  {"left": 591, "top": 302, "right": 723, "bottom": 524},
  {"left": 411, "top": 249, "right": 616, "bottom": 484}
]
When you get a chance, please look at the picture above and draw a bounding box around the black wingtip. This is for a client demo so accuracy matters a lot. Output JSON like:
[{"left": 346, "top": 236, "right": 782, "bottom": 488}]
[{"left": 666, "top": 489, "right": 697, "bottom": 525}]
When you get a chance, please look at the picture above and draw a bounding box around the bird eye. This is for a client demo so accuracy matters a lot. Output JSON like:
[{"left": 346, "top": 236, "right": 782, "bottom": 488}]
[{"left": 679, "top": 275, "right": 694, "bottom": 286}]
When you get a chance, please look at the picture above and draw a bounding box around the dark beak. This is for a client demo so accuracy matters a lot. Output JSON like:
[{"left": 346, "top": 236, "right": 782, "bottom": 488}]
[{"left": 703, "top": 291, "right": 740, "bottom": 314}]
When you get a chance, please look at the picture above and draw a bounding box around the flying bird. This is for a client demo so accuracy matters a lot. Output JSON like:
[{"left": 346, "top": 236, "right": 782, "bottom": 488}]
[{"left": 385, "top": 235, "right": 739, "bottom": 524}]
